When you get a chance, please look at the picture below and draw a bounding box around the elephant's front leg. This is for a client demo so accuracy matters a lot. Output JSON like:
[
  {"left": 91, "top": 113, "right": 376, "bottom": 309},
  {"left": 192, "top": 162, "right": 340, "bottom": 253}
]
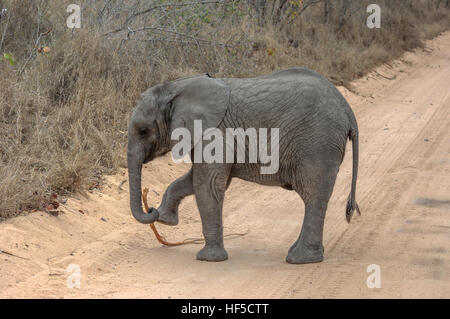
[
  {"left": 193, "top": 164, "right": 231, "bottom": 262},
  {"left": 157, "top": 168, "right": 194, "bottom": 226}
]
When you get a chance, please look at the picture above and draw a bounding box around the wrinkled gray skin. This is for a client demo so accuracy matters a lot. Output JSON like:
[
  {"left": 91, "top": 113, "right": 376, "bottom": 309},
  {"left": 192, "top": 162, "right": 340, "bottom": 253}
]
[{"left": 127, "top": 67, "right": 360, "bottom": 264}]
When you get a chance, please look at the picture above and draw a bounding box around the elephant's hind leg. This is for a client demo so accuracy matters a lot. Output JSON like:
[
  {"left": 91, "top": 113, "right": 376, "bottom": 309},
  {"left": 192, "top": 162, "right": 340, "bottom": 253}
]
[
  {"left": 157, "top": 168, "right": 194, "bottom": 225},
  {"left": 193, "top": 164, "right": 231, "bottom": 262},
  {"left": 287, "top": 161, "right": 339, "bottom": 264}
]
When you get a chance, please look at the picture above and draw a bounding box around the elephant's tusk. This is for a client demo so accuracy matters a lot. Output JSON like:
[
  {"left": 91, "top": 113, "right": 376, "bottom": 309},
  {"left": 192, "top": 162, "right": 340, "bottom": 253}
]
[{"left": 142, "top": 188, "right": 248, "bottom": 247}]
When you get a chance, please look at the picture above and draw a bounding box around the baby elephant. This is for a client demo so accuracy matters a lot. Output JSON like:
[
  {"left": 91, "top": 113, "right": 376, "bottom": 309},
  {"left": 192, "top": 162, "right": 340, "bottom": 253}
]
[{"left": 127, "top": 67, "right": 360, "bottom": 264}]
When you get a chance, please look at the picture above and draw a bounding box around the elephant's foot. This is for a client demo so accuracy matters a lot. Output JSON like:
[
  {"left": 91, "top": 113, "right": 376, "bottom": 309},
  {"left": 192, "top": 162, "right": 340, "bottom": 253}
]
[
  {"left": 196, "top": 244, "right": 228, "bottom": 262},
  {"left": 286, "top": 240, "right": 324, "bottom": 264},
  {"left": 156, "top": 206, "right": 179, "bottom": 226}
]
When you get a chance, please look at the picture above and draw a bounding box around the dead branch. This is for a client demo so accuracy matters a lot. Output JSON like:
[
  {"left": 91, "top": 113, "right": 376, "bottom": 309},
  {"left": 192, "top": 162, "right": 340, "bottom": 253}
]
[
  {"left": 104, "top": 0, "right": 233, "bottom": 36},
  {"left": 0, "top": 249, "right": 28, "bottom": 260},
  {"left": 0, "top": 10, "right": 11, "bottom": 52},
  {"left": 117, "top": 26, "right": 234, "bottom": 48},
  {"left": 286, "top": 0, "right": 324, "bottom": 25},
  {"left": 123, "top": 0, "right": 232, "bottom": 27},
  {"left": 142, "top": 188, "right": 247, "bottom": 247}
]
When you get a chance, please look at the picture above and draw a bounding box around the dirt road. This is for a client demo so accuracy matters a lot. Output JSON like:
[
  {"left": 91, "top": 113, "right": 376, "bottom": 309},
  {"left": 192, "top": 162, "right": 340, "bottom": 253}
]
[{"left": 1, "top": 32, "right": 449, "bottom": 299}]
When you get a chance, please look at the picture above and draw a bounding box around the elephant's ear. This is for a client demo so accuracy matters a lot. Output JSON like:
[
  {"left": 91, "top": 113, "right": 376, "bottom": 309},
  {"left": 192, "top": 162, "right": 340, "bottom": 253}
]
[{"left": 161, "top": 75, "right": 230, "bottom": 148}]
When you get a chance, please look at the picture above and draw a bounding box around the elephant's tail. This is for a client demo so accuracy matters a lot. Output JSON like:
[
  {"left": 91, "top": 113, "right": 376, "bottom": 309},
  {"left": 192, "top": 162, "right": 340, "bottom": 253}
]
[{"left": 346, "top": 124, "right": 361, "bottom": 223}]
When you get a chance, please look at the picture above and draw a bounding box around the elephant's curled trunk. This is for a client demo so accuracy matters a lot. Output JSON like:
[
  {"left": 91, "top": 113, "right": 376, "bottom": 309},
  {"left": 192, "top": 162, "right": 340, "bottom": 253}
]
[{"left": 128, "top": 151, "right": 159, "bottom": 224}]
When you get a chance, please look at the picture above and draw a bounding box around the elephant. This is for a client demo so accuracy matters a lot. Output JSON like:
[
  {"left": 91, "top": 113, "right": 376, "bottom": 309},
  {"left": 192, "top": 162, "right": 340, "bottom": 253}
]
[{"left": 127, "top": 67, "right": 360, "bottom": 264}]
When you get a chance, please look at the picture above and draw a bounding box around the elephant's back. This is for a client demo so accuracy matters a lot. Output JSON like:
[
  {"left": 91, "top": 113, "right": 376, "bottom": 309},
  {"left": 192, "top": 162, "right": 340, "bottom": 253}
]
[
  {"left": 224, "top": 70, "right": 352, "bottom": 130},
  {"left": 225, "top": 67, "right": 325, "bottom": 81}
]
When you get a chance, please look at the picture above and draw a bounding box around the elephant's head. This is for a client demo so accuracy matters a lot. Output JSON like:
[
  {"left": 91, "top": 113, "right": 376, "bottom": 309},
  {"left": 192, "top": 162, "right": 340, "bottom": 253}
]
[{"left": 127, "top": 75, "right": 230, "bottom": 224}]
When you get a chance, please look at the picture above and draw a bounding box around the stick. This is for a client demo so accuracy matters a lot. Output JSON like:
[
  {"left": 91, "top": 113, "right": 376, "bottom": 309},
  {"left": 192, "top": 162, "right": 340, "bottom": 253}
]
[
  {"left": 0, "top": 11, "right": 11, "bottom": 53},
  {"left": 142, "top": 188, "right": 199, "bottom": 246},
  {"left": 142, "top": 188, "right": 247, "bottom": 246},
  {"left": 0, "top": 249, "right": 28, "bottom": 260}
]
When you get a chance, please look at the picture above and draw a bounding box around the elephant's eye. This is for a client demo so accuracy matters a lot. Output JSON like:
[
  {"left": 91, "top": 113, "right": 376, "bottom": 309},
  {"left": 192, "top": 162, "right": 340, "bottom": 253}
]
[{"left": 138, "top": 127, "right": 147, "bottom": 137}]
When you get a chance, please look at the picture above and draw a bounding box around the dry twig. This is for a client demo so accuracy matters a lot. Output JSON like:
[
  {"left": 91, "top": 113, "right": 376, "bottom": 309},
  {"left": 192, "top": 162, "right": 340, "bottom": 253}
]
[
  {"left": 0, "top": 249, "right": 28, "bottom": 260},
  {"left": 142, "top": 188, "right": 247, "bottom": 246}
]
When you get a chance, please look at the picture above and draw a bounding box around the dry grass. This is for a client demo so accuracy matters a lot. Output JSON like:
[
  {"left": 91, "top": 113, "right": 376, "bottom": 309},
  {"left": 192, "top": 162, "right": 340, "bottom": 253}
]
[{"left": 0, "top": 0, "right": 449, "bottom": 220}]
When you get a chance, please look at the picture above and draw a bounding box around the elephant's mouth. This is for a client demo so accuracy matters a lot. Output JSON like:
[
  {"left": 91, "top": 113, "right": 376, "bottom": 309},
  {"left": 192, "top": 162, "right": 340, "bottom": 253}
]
[
  {"left": 143, "top": 154, "right": 153, "bottom": 164},
  {"left": 143, "top": 145, "right": 170, "bottom": 164}
]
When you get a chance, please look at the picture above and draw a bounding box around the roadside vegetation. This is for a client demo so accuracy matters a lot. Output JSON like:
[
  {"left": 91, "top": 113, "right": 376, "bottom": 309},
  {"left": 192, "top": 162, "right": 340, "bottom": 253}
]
[{"left": 0, "top": 0, "right": 449, "bottom": 219}]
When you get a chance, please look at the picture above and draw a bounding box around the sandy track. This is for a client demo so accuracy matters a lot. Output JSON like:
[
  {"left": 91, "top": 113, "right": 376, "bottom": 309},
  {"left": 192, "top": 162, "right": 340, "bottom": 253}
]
[{"left": 0, "top": 32, "right": 449, "bottom": 299}]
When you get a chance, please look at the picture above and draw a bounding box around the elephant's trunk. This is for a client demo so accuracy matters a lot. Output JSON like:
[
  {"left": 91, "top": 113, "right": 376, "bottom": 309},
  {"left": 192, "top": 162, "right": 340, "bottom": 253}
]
[{"left": 127, "top": 147, "right": 159, "bottom": 224}]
